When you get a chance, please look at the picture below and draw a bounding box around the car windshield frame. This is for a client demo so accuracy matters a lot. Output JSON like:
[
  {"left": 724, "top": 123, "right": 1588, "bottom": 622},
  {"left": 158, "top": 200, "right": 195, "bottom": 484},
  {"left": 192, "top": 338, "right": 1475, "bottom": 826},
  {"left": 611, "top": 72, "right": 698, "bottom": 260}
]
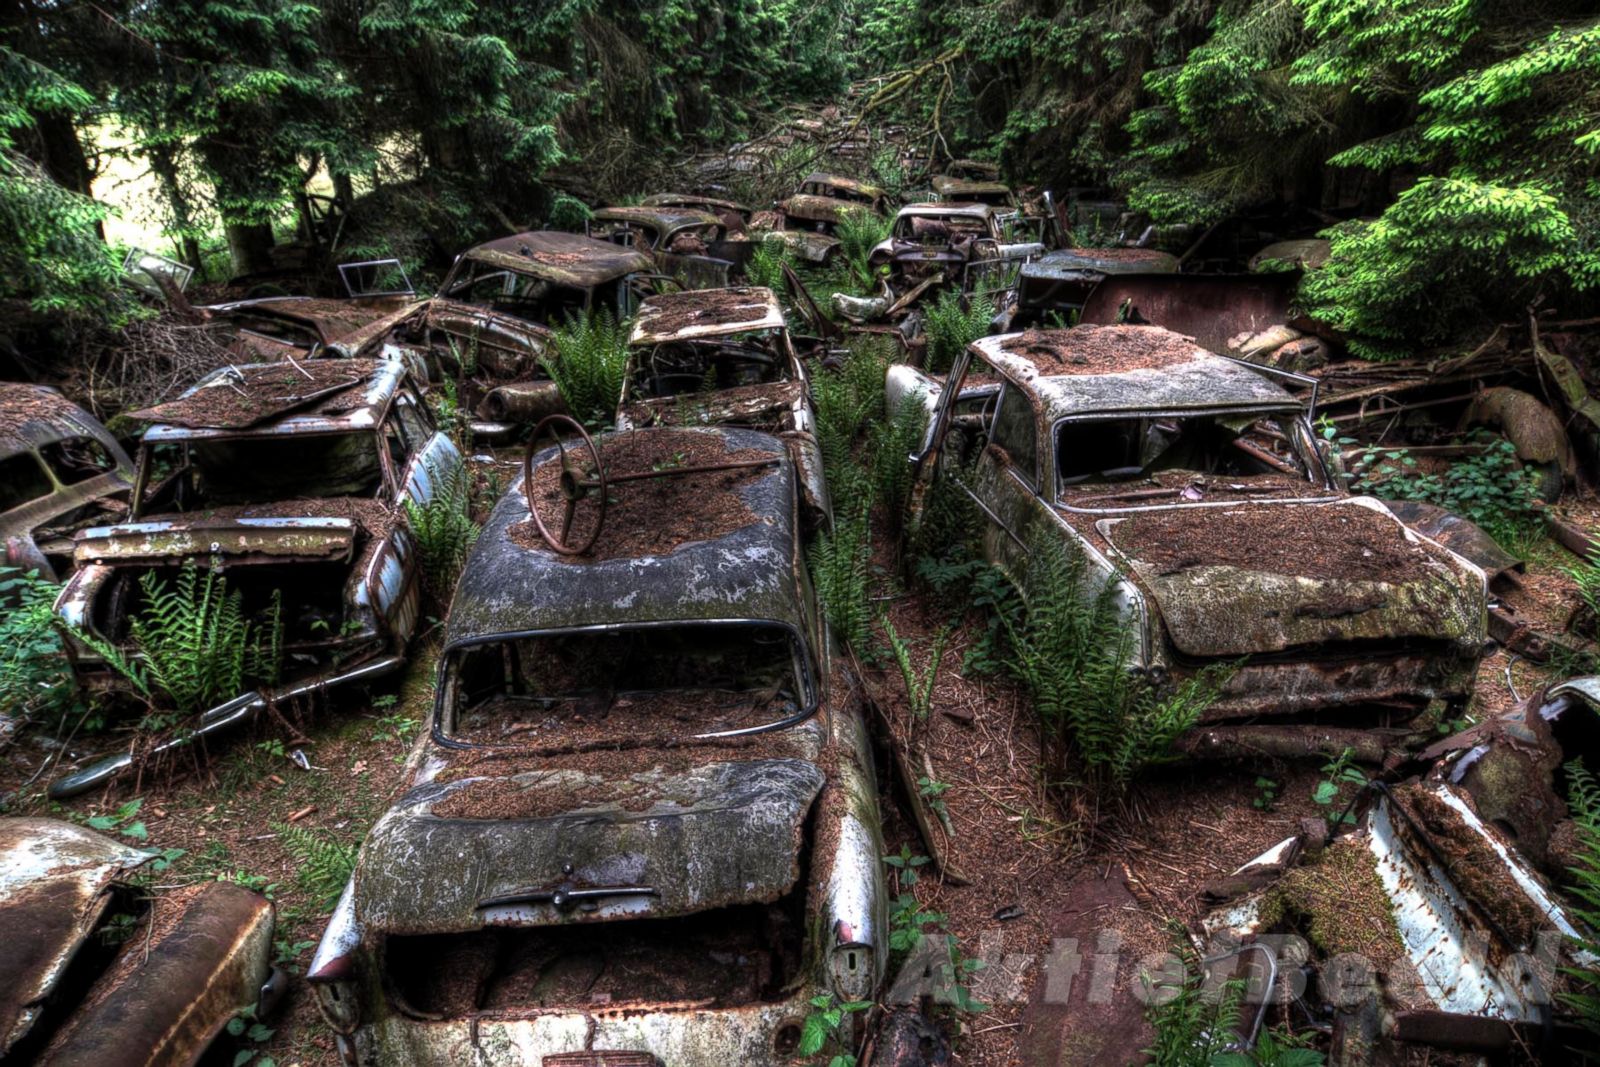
[
  {"left": 131, "top": 428, "right": 389, "bottom": 516},
  {"left": 1049, "top": 406, "right": 1337, "bottom": 513},
  {"left": 431, "top": 618, "right": 821, "bottom": 750}
]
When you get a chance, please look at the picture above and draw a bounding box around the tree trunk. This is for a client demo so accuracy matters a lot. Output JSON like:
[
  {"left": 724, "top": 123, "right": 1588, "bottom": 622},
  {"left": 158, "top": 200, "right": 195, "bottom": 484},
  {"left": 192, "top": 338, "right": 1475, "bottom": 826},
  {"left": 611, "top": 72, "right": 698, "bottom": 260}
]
[
  {"left": 332, "top": 171, "right": 355, "bottom": 210},
  {"left": 148, "top": 144, "right": 204, "bottom": 271},
  {"left": 224, "top": 221, "right": 277, "bottom": 278}
]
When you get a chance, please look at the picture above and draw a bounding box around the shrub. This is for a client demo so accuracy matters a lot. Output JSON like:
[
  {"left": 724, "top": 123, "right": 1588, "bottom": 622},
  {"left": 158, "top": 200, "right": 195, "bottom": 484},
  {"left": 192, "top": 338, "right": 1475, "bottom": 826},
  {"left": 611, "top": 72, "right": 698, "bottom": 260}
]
[
  {"left": 403, "top": 466, "right": 481, "bottom": 605},
  {"left": 0, "top": 567, "right": 77, "bottom": 725},
  {"left": 542, "top": 309, "right": 631, "bottom": 428},
  {"left": 1353, "top": 437, "right": 1543, "bottom": 549},
  {"left": 1004, "top": 531, "right": 1232, "bottom": 793},
  {"left": 924, "top": 289, "right": 993, "bottom": 374}
]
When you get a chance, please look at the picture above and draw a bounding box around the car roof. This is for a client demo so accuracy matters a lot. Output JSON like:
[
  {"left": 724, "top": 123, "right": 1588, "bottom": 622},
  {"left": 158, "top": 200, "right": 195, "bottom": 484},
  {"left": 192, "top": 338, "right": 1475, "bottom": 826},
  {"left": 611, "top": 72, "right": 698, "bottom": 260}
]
[
  {"left": 630, "top": 287, "right": 786, "bottom": 344},
  {"left": 133, "top": 359, "right": 405, "bottom": 441},
  {"left": 896, "top": 202, "right": 1001, "bottom": 220},
  {"left": 446, "top": 427, "right": 805, "bottom": 648},
  {"left": 204, "top": 296, "right": 396, "bottom": 340},
  {"left": 0, "top": 385, "right": 118, "bottom": 460},
  {"left": 931, "top": 176, "right": 1012, "bottom": 197},
  {"left": 1022, "top": 248, "right": 1180, "bottom": 280},
  {"left": 459, "top": 230, "right": 652, "bottom": 287},
  {"left": 798, "top": 172, "right": 885, "bottom": 198},
  {"left": 640, "top": 192, "right": 752, "bottom": 214},
  {"left": 969, "top": 326, "right": 1301, "bottom": 418},
  {"left": 591, "top": 205, "right": 723, "bottom": 231}
]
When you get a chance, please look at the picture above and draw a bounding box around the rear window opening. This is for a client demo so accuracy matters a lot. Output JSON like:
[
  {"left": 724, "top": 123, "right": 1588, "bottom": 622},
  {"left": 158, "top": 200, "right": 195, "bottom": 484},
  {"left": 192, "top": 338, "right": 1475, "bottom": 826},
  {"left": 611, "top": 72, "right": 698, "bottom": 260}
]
[
  {"left": 444, "top": 623, "right": 810, "bottom": 746},
  {"left": 137, "top": 432, "right": 385, "bottom": 512},
  {"left": 1055, "top": 414, "right": 1317, "bottom": 504},
  {"left": 629, "top": 336, "right": 788, "bottom": 400},
  {"left": 442, "top": 261, "right": 597, "bottom": 324},
  {"left": 385, "top": 895, "right": 805, "bottom": 1017}
]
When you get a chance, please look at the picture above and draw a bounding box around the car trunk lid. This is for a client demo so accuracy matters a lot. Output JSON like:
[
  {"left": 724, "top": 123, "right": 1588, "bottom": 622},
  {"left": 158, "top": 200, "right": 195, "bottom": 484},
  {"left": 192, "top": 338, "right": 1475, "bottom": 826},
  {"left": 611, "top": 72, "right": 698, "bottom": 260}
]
[{"left": 73, "top": 516, "right": 358, "bottom": 565}]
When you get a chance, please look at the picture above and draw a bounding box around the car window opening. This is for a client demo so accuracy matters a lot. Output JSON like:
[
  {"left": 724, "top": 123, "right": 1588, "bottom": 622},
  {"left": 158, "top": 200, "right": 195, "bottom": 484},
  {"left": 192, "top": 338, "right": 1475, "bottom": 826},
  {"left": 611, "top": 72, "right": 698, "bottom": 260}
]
[{"left": 631, "top": 335, "right": 789, "bottom": 400}]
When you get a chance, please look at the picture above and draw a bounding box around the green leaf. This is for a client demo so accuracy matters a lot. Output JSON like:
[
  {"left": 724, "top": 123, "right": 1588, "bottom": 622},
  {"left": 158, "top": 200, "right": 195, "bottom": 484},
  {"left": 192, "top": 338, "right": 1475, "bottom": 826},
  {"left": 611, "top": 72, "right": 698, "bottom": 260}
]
[{"left": 797, "top": 1013, "right": 830, "bottom": 1057}]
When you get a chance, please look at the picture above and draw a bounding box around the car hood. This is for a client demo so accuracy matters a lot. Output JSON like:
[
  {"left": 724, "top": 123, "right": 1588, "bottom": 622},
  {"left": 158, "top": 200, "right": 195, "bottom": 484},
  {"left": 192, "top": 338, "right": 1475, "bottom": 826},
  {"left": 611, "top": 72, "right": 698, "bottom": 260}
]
[
  {"left": 1096, "top": 499, "right": 1485, "bottom": 658},
  {"left": 0, "top": 818, "right": 153, "bottom": 1053},
  {"left": 352, "top": 754, "right": 826, "bottom": 934},
  {"left": 73, "top": 516, "right": 358, "bottom": 565}
]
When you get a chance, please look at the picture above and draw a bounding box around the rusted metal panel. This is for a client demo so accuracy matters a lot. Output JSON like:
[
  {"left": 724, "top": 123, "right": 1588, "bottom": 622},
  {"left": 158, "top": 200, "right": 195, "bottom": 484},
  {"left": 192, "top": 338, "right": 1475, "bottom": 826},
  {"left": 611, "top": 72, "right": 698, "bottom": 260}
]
[
  {"left": 781, "top": 194, "right": 871, "bottom": 227},
  {"left": 458, "top": 232, "right": 653, "bottom": 288},
  {"left": 139, "top": 359, "right": 406, "bottom": 441},
  {"left": 1078, "top": 272, "right": 1299, "bottom": 356},
  {"left": 591, "top": 206, "right": 724, "bottom": 241},
  {"left": 73, "top": 517, "right": 358, "bottom": 565},
  {"left": 0, "top": 818, "right": 153, "bottom": 1054},
  {"left": 799, "top": 172, "right": 885, "bottom": 200},
  {"left": 629, "top": 288, "right": 785, "bottom": 344},
  {"left": 640, "top": 193, "right": 753, "bottom": 221},
  {"left": 36, "top": 881, "right": 275, "bottom": 1067}
]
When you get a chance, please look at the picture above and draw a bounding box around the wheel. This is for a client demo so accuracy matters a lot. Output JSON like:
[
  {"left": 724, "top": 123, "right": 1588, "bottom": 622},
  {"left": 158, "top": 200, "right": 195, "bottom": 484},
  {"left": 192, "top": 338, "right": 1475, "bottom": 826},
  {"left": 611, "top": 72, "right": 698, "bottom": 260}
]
[{"left": 524, "top": 414, "right": 607, "bottom": 555}]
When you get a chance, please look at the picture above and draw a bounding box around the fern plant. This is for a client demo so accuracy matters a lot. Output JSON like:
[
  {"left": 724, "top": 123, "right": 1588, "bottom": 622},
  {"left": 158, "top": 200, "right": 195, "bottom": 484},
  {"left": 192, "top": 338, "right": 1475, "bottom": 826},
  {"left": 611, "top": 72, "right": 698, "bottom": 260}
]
[
  {"left": 924, "top": 289, "right": 993, "bottom": 374},
  {"left": 274, "top": 821, "right": 358, "bottom": 910},
  {"left": 404, "top": 465, "right": 480, "bottom": 605},
  {"left": 1143, "top": 935, "right": 1249, "bottom": 1067},
  {"left": 542, "top": 309, "right": 631, "bottom": 428},
  {"left": 883, "top": 614, "right": 951, "bottom": 720},
  {"left": 836, "top": 208, "right": 893, "bottom": 292},
  {"left": 1561, "top": 760, "right": 1600, "bottom": 1040},
  {"left": 0, "top": 567, "right": 79, "bottom": 725},
  {"left": 870, "top": 398, "right": 928, "bottom": 529},
  {"left": 745, "top": 235, "right": 796, "bottom": 293},
  {"left": 1003, "top": 531, "right": 1232, "bottom": 793},
  {"left": 85, "top": 564, "right": 283, "bottom": 718},
  {"left": 809, "top": 502, "right": 874, "bottom": 654}
]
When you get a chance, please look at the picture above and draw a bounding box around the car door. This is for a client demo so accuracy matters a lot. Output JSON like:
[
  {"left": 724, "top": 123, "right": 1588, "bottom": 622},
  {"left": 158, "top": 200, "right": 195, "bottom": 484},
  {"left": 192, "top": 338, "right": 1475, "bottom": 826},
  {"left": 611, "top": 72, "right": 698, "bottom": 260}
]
[{"left": 971, "top": 379, "right": 1048, "bottom": 580}]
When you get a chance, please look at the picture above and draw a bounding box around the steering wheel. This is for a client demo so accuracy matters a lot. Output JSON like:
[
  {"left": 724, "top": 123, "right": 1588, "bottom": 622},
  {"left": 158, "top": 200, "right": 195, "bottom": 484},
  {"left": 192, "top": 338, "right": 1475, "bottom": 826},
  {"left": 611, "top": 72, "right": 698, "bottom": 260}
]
[{"left": 524, "top": 414, "right": 607, "bottom": 555}]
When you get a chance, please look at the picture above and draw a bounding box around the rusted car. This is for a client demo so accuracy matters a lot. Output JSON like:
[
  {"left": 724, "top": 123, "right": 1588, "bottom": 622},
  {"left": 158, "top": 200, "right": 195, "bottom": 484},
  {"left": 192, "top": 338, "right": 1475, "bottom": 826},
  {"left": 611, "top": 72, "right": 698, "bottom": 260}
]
[
  {"left": 929, "top": 174, "right": 1017, "bottom": 209},
  {"left": 639, "top": 192, "right": 754, "bottom": 230},
  {"left": 773, "top": 172, "right": 890, "bottom": 260},
  {"left": 1193, "top": 678, "right": 1600, "bottom": 1062},
  {"left": 1, "top": 817, "right": 279, "bottom": 1065},
  {"left": 868, "top": 203, "right": 1044, "bottom": 301},
  {"left": 615, "top": 287, "right": 829, "bottom": 527},
  {"left": 204, "top": 296, "right": 421, "bottom": 362},
  {"left": 49, "top": 359, "right": 463, "bottom": 797},
  {"left": 996, "top": 247, "right": 1179, "bottom": 331},
  {"left": 1, "top": 385, "right": 133, "bottom": 583},
  {"left": 588, "top": 206, "right": 735, "bottom": 288},
  {"left": 895, "top": 325, "right": 1487, "bottom": 739},
  {"left": 407, "top": 231, "right": 655, "bottom": 434},
  {"left": 309, "top": 425, "right": 887, "bottom": 1066}
]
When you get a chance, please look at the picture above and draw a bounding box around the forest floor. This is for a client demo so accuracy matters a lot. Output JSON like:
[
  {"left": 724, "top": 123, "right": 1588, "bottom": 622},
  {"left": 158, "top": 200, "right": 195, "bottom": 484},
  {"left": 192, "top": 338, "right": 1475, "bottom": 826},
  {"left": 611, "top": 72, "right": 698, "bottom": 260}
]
[{"left": 1, "top": 445, "right": 1594, "bottom": 1066}]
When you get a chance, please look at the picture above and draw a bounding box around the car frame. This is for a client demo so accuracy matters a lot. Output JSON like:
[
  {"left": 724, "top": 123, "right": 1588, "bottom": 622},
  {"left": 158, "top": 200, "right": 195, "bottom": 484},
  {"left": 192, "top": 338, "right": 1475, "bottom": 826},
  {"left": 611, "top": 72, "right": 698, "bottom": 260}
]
[
  {"left": 49, "top": 359, "right": 463, "bottom": 797},
  {"left": 0, "top": 385, "right": 134, "bottom": 583},
  {"left": 615, "top": 286, "right": 830, "bottom": 526},
  {"left": 869, "top": 202, "right": 1044, "bottom": 301},
  {"left": 309, "top": 426, "right": 887, "bottom": 1066},
  {"left": 896, "top": 324, "right": 1487, "bottom": 732}
]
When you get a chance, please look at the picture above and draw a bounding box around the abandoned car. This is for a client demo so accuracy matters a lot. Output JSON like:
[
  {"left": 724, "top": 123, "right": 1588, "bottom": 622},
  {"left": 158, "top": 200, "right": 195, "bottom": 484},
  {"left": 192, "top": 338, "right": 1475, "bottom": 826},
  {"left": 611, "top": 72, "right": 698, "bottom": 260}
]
[
  {"left": 929, "top": 174, "right": 1017, "bottom": 209},
  {"left": 615, "top": 287, "right": 829, "bottom": 526},
  {"left": 204, "top": 294, "right": 421, "bottom": 363},
  {"left": 893, "top": 325, "right": 1488, "bottom": 739},
  {"left": 1, "top": 386, "right": 134, "bottom": 584},
  {"left": 996, "top": 247, "right": 1179, "bottom": 331},
  {"left": 406, "top": 231, "right": 655, "bottom": 434},
  {"left": 1, "top": 816, "right": 279, "bottom": 1065},
  {"left": 309, "top": 425, "right": 887, "bottom": 1065},
  {"left": 588, "top": 205, "right": 736, "bottom": 288},
  {"left": 48, "top": 359, "right": 464, "bottom": 797},
  {"left": 775, "top": 172, "right": 890, "bottom": 248},
  {"left": 869, "top": 202, "right": 1044, "bottom": 298},
  {"left": 1195, "top": 677, "right": 1600, "bottom": 1062},
  {"left": 640, "top": 192, "right": 754, "bottom": 230}
]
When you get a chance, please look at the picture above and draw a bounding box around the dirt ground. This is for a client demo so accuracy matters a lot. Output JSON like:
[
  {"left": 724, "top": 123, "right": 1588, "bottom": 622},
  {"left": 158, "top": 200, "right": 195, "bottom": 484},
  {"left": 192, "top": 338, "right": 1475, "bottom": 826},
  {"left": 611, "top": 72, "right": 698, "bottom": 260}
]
[{"left": 1, "top": 441, "right": 1594, "bottom": 1065}]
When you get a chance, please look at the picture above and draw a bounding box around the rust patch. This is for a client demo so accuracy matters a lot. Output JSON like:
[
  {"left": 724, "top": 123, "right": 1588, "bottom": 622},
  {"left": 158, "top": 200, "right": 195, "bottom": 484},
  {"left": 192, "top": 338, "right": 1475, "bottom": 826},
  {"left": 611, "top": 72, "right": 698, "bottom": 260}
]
[
  {"left": 993, "top": 325, "right": 1204, "bottom": 375},
  {"left": 128, "top": 361, "right": 378, "bottom": 429}
]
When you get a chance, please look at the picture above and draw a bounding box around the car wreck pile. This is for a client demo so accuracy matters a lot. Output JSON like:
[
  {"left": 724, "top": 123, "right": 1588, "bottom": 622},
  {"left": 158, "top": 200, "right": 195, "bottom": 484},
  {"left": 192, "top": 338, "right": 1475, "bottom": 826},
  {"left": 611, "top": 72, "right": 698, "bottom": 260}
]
[{"left": 3, "top": 150, "right": 1600, "bottom": 1067}]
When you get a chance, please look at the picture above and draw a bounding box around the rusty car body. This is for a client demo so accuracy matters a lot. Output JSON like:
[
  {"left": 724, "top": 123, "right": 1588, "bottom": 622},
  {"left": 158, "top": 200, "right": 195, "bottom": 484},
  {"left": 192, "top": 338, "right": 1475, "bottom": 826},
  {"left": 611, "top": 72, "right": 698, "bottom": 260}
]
[
  {"left": 929, "top": 175, "right": 1017, "bottom": 209},
  {"left": 894, "top": 325, "right": 1487, "bottom": 738},
  {"left": 1, "top": 817, "right": 278, "bottom": 1066},
  {"left": 639, "top": 192, "right": 754, "bottom": 229},
  {"left": 48, "top": 359, "right": 463, "bottom": 797},
  {"left": 615, "top": 287, "right": 830, "bottom": 527},
  {"left": 777, "top": 172, "right": 890, "bottom": 240},
  {"left": 407, "top": 231, "right": 656, "bottom": 434},
  {"left": 309, "top": 426, "right": 887, "bottom": 1066},
  {"left": 203, "top": 294, "right": 422, "bottom": 363},
  {"left": 588, "top": 206, "right": 736, "bottom": 288},
  {"left": 1194, "top": 680, "right": 1600, "bottom": 1063},
  {"left": 869, "top": 203, "right": 1044, "bottom": 301},
  {"left": 996, "top": 247, "right": 1179, "bottom": 331},
  {"left": 1, "top": 385, "right": 134, "bottom": 583}
]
